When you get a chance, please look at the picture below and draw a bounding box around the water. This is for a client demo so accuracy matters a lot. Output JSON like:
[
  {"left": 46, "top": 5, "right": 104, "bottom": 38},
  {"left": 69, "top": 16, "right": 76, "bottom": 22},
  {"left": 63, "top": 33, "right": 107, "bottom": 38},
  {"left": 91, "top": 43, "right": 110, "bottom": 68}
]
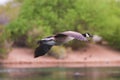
[{"left": 0, "top": 67, "right": 120, "bottom": 80}]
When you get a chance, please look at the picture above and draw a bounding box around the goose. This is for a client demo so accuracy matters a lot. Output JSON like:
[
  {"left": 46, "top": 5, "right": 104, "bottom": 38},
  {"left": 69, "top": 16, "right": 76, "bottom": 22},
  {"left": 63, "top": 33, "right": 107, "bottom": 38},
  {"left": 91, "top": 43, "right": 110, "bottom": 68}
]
[{"left": 34, "top": 31, "right": 92, "bottom": 58}]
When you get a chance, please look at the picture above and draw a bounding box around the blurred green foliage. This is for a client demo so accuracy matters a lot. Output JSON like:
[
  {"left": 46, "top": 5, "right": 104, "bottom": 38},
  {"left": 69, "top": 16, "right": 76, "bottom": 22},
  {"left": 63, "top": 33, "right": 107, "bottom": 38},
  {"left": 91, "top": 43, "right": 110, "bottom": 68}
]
[
  {"left": 0, "top": 26, "right": 11, "bottom": 58},
  {"left": 0, "top": 26, "right": 5, "bottom": 53},
  {"left": 106, "top": 27, "right": 120, "bottom": 50},
  {"left": 48, "top": 46, "right": 67, "bottom": 59},
  {"left": 2, "top": 0, "right": 120, "bottom": 51},
  {"left": 0, "top": 0, "right": 21, "bottom": 57}
]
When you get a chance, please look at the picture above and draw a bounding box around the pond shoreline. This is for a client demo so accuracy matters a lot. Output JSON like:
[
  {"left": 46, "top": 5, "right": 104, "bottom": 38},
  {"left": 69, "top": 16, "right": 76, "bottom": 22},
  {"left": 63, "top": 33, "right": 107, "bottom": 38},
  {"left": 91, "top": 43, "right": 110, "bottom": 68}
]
[
  {"left": 1, "top": 44, "right": 120, "bottom": 68},
  {"left": 2, "top": 60, "right": 120, "bottom": 68}
]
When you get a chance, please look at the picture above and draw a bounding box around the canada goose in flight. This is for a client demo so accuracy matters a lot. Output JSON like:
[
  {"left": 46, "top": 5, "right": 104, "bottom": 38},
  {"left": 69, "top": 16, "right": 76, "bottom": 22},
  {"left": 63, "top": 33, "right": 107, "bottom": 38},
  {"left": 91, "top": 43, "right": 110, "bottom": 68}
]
[{"left": 35, "top": 31, "right": 92, "bottom": 58}]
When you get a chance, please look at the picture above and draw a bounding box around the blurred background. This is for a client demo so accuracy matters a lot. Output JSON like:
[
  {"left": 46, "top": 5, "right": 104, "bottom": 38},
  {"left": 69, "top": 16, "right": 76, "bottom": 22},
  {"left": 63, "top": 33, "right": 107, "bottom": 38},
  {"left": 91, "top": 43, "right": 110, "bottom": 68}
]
[
  {"left": 0, "top": 0, "right": 120, "bottom": 80},
  {"left": 0, "top": 0, "right": 120, "bottom": 57}
]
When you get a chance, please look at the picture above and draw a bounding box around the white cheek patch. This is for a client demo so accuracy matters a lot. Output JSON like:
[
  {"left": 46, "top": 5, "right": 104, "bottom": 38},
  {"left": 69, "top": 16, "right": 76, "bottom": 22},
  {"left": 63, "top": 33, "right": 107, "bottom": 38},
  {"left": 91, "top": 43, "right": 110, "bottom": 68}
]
[
  {"left": 86, "top": 34, "right": 90, "bottom": 37},
  {"left": 42, "top": 37, "right": 54, "bottom": 40}
]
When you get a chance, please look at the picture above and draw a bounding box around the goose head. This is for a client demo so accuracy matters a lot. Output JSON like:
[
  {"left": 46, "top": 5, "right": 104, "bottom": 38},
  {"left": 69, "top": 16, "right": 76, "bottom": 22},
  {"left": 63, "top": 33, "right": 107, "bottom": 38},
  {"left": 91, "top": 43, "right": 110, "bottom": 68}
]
[{"left": 82, "top": 33, "right": 93, "bottom": 38}]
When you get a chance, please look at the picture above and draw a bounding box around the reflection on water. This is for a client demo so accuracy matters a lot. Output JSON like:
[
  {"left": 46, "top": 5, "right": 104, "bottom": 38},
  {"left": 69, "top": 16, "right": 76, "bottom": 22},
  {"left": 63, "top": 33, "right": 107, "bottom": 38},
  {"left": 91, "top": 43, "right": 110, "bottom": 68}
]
[{"left": 0, "top": 67, "right": 120, "bottom": 80}]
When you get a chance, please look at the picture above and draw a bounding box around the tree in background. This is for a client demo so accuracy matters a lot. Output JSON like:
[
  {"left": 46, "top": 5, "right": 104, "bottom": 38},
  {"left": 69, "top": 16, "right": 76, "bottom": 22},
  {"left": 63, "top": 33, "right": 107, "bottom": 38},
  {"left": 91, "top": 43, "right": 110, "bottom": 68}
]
[
  {"left": 3, "top": 0, "right": 120, "bottom": 50},
  {"left": 0, "top": 0, "right": 21, "bottom": 57}
]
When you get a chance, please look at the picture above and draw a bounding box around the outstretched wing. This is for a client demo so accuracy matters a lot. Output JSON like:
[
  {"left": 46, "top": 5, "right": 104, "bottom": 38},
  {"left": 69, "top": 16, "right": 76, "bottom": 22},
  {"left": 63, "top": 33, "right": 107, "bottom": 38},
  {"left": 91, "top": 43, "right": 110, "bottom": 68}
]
[
  {"left": 34, "top": 44, "right": 52, "bottom": 58},
  {"left": 59, "top": 31, "right": 88, "bottom": 41}
]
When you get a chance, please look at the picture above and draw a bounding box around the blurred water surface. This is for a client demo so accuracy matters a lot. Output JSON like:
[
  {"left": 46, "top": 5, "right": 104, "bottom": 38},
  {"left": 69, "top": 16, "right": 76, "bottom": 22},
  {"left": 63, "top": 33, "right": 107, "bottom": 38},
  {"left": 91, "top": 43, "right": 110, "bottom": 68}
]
[{"left": 0, "top": 67, "right": 120, "bottom": 80}]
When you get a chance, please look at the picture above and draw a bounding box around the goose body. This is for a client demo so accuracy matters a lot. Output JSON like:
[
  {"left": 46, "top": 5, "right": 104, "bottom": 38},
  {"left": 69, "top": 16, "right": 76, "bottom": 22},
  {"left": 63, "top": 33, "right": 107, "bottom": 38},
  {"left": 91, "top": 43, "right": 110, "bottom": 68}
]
[{"left": 35, "top": 31, "right": 92, "bottom": 58}]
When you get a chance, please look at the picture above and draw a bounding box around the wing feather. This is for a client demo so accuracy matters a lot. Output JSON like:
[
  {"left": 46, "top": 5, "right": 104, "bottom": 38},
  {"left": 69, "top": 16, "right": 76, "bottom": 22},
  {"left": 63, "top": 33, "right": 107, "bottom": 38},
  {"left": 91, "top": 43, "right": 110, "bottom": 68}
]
[
  {"left": 34, "top": 44, "right": 52, "bottom": 58},
  {"left": 59, "top": 31, "right": 88, "bottom": 41}
]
